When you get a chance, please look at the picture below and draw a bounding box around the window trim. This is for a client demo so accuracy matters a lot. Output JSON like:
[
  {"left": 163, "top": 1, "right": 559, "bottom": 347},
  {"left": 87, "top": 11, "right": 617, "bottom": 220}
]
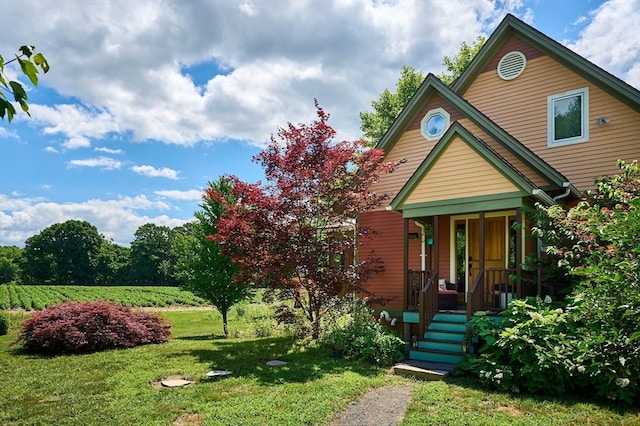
[
  {"left": 547, "top": 87, "right": 589, "bottom": 147},
  {"left": 420, "top": 107, "right": 450, "bottom": 141}
]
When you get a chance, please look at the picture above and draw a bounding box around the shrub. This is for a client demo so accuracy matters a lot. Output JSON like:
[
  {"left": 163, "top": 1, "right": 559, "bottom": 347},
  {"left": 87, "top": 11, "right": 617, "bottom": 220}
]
[
  {"left": 320, "top": 295, "right": 404, "bottom": 366},
  {"left": 18, "top": 301, "right": 171, "bottom": 354},
  {"left": 464, "top": 297, "right": 638, "bottom": 404},
  {"left": 0, "top": 310, "right": 8, "bottom": 335}
]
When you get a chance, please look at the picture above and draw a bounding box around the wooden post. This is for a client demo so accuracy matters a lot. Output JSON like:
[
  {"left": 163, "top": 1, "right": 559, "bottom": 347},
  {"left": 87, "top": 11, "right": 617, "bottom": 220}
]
[
  {"left": 516, "top": 207, "right": 523, "bottom": 298},
  {"left": 403, "top": 218, "right": 409, "bottom": 310}
]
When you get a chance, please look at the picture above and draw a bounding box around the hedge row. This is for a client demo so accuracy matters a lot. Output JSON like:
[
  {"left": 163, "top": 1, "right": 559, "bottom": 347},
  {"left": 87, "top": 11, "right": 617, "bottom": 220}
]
[{"left": 0, "top": 285, "right": 209, "bottom": 310}]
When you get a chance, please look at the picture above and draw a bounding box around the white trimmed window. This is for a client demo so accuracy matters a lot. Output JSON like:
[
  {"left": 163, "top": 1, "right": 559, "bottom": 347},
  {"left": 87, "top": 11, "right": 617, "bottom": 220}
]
[
  {"left": 421, "top": 107, "right": 450, "bottom": 141},
  {"left": 547, "top": 87, "right": 589, "bottom": 147}
]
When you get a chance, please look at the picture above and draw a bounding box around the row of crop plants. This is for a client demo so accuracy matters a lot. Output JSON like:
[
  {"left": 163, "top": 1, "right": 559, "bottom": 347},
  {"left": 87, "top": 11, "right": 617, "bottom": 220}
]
[{"left": 0, "top": 285, "right": 209, "bottom": 310}]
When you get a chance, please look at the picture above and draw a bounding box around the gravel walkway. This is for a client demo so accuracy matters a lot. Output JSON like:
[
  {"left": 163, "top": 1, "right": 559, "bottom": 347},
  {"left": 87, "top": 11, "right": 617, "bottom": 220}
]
[{"left": 328, "top": 384, "right": 412, "bottom": 426}]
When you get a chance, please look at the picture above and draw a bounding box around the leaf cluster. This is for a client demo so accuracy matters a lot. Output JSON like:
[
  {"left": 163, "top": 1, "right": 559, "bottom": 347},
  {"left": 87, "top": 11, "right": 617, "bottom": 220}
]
[
  {"left": 319, "top": 295, "right": 404, "bottom": 366},
  {"left": 0, "top": 45, "right": 49, "bottom": 122},
  {"left": 18, "top": 301, "right": 170, "bottom": 354}
]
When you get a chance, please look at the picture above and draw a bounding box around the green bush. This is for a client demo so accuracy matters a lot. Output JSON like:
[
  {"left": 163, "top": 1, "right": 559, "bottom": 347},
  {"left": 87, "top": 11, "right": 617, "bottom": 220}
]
[
  {"left": 464, "top": 296, "right": 638, "bottom": 404},
  {"left": 320, "top": 295, "right": 404, "bottom": 366},
  {"left": 0, "top": 310, "right": 8, "bottom": 335}
]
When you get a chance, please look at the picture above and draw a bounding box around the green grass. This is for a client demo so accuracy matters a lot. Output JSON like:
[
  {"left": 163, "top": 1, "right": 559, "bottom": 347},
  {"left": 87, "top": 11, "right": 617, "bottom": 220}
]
[
  {"left": 1, "top": 308, "right": 639, "bottom": 425},
  {"left": 0, "top": 284, "right": 209, "bottom": 310}
]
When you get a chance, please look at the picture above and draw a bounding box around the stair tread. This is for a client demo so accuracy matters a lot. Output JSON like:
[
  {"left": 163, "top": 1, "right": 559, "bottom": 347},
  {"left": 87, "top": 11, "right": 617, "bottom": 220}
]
[{"left": 411, "top": 347, "right": 463, "bottom": 356}]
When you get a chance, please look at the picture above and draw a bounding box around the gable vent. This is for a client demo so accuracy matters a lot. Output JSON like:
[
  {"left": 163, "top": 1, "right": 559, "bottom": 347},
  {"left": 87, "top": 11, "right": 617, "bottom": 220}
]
[{"left": 497, "top": 51, "right": 526, "bottom": 80}]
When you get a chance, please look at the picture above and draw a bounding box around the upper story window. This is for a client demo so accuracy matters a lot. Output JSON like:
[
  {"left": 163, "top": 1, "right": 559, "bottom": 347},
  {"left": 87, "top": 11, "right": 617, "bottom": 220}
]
[
  {"left": 421, "top": 107, "right": 450, "bottom": 141},
  {"left": 547, "top": 87, "right": 589, "bottom": 147}
]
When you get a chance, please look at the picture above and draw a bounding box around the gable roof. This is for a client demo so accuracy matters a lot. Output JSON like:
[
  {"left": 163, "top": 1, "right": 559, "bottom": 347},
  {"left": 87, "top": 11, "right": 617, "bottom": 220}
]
[
  {"left": 453, "top": 14, "right": 640, "bottom": 112},
  {"left": 390, "top": 122, "right": 554, "bottom": 217},
  {"left": 376, "top": 73, "right": 580, "bottom": 197}
]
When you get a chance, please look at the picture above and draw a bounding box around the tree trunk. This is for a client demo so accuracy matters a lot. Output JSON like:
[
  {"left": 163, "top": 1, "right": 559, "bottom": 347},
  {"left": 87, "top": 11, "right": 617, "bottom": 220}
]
[{"left": 222, "top": 309, "right": 228, "bottom": 337}]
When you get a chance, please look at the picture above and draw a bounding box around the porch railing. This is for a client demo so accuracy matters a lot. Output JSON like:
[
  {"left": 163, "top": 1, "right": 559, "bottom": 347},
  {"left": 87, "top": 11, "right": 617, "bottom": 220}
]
[
  {"left": 406, "top": 269, "right": 439, "bottom": 337},
  {"left": 467, "top": 268, "right": 517, "bottom": 320}
]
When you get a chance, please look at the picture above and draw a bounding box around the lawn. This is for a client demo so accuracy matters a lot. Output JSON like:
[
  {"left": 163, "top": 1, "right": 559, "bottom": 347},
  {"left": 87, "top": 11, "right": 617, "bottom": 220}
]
[{"left": 1, "top": 307, "right": 638, "bottom": 425}]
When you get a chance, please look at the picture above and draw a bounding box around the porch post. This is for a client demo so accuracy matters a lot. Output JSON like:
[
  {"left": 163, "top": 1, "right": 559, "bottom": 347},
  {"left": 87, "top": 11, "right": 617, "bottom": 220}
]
[
  {"left": 432, "top": 216, "right": 439, "bottom": 275},
  {"left": 516, "top": 207, "right": 523, "bottom": 298},
  {"left": 403, "top": 218, "right": 409, "bottom": 309},
  {"left": 479, "top": 211, "right": 485, "bottom": 274}
]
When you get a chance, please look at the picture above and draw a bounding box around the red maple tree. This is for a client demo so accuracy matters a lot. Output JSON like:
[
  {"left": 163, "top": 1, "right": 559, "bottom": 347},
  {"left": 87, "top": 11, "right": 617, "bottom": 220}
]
[{"left": 209, "top": 102, "right": 400, "bottom": 337}]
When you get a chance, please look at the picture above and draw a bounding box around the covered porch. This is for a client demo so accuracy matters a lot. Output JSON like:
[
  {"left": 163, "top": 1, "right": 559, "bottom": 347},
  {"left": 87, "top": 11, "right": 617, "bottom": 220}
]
[{"left": 402, "top": 208, "right": 538, "bottom": 337}]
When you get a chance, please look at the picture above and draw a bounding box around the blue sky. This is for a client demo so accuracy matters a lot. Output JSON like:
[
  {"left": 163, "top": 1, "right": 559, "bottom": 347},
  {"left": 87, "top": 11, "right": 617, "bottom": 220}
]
[{"left": 1, "top": 0, "right": 638, "bottom": 246}]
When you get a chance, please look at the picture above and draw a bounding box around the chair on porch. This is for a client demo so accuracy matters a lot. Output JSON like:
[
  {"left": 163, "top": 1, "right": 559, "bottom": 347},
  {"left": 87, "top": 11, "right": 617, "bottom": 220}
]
[{"left": 438, "top": 281, "right": 458, "bottom": 310}]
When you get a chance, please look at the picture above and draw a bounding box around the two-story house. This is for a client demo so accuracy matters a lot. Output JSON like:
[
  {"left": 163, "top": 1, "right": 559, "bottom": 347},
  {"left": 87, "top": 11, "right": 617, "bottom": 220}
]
[{"left": 359, "top": 14, "right": 640, "bottom": 365}]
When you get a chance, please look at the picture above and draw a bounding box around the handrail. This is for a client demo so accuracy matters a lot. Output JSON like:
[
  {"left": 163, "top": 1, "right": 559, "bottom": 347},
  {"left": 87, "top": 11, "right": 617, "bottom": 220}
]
[
  {"left": 467, "top": 270, "right": 485, "bottom": 321},
  {"left": 467, "top": 268, "right": 517, "bottom": 320},
  {"left": 419, "top": 270, "right": 439, "bottom": 337}
]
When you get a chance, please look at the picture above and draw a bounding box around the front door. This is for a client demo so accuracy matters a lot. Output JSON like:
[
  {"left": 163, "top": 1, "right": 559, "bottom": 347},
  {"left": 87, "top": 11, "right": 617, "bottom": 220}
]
[
  {"left": 468, "top": 217, "right": 506, "bottom": 285},
  {"left": 454, "top": 214, "right": 513, "bottom": 303}
]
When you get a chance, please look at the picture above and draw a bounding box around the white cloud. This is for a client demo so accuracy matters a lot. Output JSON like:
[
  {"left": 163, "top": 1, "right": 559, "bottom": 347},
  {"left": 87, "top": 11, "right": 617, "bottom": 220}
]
[
  {"left": 95, "top": 146, "right": 124, "bottom": 154},
  {"left": 154, "top": 189, "right": 203, "bottom": 201},
  {"left": 567, "top": 0, "right": 640, "bottom": 89},
  {"left": 0, "top": 0, "right": 529, "bottom": 149},
  {"left": 67, "top": 156, "right": 122, "bottom": 170},
  {"left": 132, "top": 165, "right": 179, "bottom": 179},
  {"left": 0, "top": 193, "right": 187, "bottom": 246}
]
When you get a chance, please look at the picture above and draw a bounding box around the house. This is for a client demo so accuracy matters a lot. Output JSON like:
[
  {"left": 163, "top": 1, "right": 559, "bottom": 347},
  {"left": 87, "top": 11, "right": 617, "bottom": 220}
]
[{"left": 359, "top": 14, "right": 640, "bottom": 363}]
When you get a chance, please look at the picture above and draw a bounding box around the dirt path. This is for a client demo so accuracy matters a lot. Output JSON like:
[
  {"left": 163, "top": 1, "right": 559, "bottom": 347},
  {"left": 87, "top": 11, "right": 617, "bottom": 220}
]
[{"left": 328, "top": 384, "right": 412, "bottom": 426}]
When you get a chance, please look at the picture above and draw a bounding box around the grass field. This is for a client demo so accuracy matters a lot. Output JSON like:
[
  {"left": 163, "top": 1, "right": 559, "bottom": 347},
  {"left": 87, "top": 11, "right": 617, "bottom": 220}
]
[
  {"left": 1, "top": 306, "right": 639, "bottom": 425},
  {"left": 0, "top": 284, "right": 209, "bottom": 310}
]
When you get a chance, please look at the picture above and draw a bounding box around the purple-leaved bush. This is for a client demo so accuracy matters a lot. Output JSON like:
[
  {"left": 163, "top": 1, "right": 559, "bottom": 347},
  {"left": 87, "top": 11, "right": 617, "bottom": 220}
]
[{"left": 19, "top": 301, "right": 170, "bottom": 354}]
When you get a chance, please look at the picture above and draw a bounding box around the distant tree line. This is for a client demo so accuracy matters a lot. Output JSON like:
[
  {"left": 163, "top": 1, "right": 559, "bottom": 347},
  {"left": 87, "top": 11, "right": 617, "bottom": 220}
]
[{"left": 0, "top": 220, "right": 195, "bottom": 286}]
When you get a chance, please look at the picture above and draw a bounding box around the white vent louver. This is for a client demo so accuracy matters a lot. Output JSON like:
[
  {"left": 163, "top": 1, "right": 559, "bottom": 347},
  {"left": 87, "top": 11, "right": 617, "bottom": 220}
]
[{"left": 497, "top": 51, "right": 526, "bottom": 81}]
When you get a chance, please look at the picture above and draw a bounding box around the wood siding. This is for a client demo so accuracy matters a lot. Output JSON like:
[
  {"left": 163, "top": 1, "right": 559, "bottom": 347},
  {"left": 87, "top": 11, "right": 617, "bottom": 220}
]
[
  {"left": 457, "top": 118, "right": 551, "bottom": 188},
  {"left": 463, "top": 54, "right": 640, "bottom": 191},
  {"left": 404, "top": 136, "right": 520, "bottom": 205},
  {"left": 359, "top": 211, "right": 422, "bottom": 309}
]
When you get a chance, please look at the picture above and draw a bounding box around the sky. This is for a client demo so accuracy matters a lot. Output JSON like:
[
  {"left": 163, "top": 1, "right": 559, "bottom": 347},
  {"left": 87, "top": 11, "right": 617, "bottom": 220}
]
[{"left": 1, "top": 0, "right": 639, "bottom": 247}]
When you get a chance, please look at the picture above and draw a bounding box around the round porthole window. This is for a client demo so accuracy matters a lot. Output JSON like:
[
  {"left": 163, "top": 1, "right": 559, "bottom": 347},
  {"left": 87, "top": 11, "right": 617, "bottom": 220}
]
[{"left": 421, "top": 108, "right": 450, "bottom": 141}]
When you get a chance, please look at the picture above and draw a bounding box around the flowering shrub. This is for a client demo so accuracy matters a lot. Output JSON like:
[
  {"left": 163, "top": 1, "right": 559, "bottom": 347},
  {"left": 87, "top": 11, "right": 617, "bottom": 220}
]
[
  {"left": 320, "top": 295, "right": 404, "bottom": 366},
  {"left": 464, "top": 297, "right": 638, "bottom": 404},
  {"left": 18, "top": 301, "right": 170, "bottom": 354}
]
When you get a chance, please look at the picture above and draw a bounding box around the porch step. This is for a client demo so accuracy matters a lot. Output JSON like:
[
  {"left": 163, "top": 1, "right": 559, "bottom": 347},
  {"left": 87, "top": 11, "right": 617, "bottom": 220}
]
[
  {"left": 393, "top": 360, "right": 456, "bottom": 381},
  {"left": 405, "top": 310, "right": 468, "bottom": 367}
]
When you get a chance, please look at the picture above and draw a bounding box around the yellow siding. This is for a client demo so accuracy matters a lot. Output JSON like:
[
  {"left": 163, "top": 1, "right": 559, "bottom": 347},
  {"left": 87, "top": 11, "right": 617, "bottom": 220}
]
[
  {"left": 458, "top": 118, "right": 551, "bottom": 188},
  {"left": 464, "top": 55, "right": 640, "bottom": 191},
  {"left": 369, "top": 129, "right": 436, "bottom": 211},
  {"left": 404, "top": 136, "right": 519, "bottom": 204}
]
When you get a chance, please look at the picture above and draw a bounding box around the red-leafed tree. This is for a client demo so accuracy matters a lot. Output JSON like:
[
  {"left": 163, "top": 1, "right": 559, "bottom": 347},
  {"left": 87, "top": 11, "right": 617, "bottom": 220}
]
[{"left": 209, "top": 102, "right": 400, "bottom": 338}]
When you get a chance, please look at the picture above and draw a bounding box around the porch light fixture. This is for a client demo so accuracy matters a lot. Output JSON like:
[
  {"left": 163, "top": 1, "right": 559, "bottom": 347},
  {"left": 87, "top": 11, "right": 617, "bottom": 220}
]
[{"left": 426, "top": 237, "right": 434, "bottom": 245}]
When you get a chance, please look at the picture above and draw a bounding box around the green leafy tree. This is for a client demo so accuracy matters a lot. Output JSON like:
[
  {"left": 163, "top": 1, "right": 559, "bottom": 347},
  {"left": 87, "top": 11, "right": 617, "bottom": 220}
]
[
  {"left": 0, "top": 45, "right": 49, "bottom": 122},
  {"left": 129, "top": 223, "right": 177, "bottom": 285},
  {"left": 95, "top": 241, "right": 131, "bottom": 285},
  {"left": 359, "top": 65, "right": 425, "bottom": 144},
  {"left": 174, "top": 178, "right": 250, "bottom": 336},
  {"left": 437, "top": 35, "right": 486, "bottom": 84},
  {"left": 0, "top": 246, "right": 23, "bottom": 284},
  {"left": 22, "top": 220, "right": 104, "bottom": 284}
]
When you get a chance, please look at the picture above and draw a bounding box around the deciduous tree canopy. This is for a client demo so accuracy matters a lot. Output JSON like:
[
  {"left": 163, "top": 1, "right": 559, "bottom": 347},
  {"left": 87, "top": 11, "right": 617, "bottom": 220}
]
[{"left": 210, "top": 102, "right": 401, "bottom": 337}]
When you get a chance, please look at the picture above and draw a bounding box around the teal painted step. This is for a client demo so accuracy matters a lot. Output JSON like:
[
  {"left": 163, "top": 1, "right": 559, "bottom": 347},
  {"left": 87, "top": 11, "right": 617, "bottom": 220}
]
[
  {"left": 433, "top": 312, "right": 467, "bottom": 323},
  {"left": 427, "top": 320, "right": 466, "bottom": 333},
  {"left": 418, "top": 339, "right": 464, "bottom": 353},
  {"left": 409, "top": 349, "right": 463, "bottom": 364},
  {"left": 424, "top": 330, "right": 465, "bottom": 342}
]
